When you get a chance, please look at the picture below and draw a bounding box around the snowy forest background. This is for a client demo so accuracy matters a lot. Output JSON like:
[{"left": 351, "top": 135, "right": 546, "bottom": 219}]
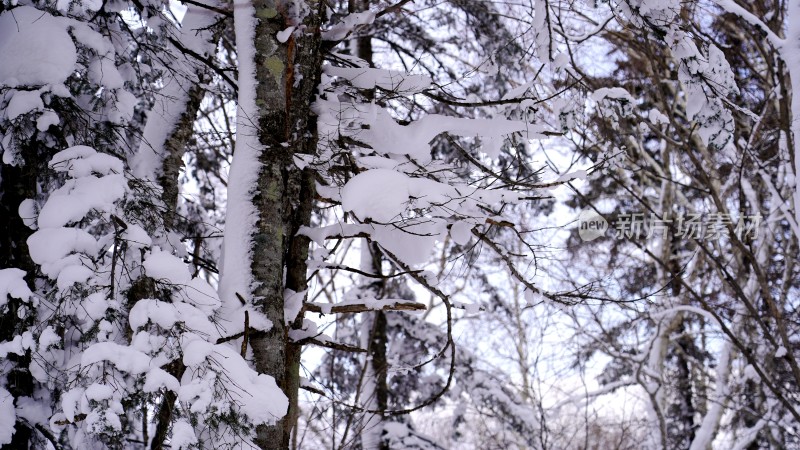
[{"left": 1, "top": 0, "right": 799, "bottom": 448}]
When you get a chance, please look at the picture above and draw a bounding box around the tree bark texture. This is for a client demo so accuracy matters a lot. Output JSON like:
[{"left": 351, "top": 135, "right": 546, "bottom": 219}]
[
  {"left": 245, "top": 1, "right": 322, "bottom": 448},
  {"left": 159, "top": 82, "right": 207, "bottom": 229}
]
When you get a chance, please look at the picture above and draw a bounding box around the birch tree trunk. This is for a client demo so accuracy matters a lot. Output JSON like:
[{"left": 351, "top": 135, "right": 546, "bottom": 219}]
[{"left": 224, "top": 0, "right": 322, "bottom": 447}]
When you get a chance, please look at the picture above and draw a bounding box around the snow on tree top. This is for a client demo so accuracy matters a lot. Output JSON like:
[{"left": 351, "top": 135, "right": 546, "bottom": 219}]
[{"left": 0, "top": 7, "right": 76, "bottom": 87}]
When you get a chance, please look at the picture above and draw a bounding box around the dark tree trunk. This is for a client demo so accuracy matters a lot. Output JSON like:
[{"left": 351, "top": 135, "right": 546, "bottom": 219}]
[
  {"left": 370, "top": 309, "right": 390, "bottom": 450},
  {"left": 243, "top": 1, "right": 323, "bottom": 448},
  {"left": 0, "top": 142, "right": 42, "bottom": 450},
  {"left": 158, "top": 82, "right": 207, "bottom": 229}
]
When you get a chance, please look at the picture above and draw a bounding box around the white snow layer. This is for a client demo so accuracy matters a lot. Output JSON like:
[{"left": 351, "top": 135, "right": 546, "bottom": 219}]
[
  {"left": 37, "top": 174, "right": 126, "bottom": 228},
  {"left": 325, "top": 66, "right": 431, "bottom": 92},
  {"left": 170, "top": 420, "right": 199, "bottom": 449},
  {"left": 321, "top": 11, "right": 375, "bottom": 41},
  {"left": 5, "top": 89, "right": 44, "bottom": 120},
  {"left": 0, "top": 7, "right": 76, "bottom": 87},
  {"left": 27, "top": 228, "right": 98, "bottom": 279},
  {"left": 339, "top": 167, "right": 518, "bottom": 264},
  {"left": 0, "top": 269, "right": 32, "bottom": 307},
  {"left": 341, "top": 169, "right": 415, "bottom": 222},
  {"left": 0, "top": 388, "right": 14, "bottom": 445},
  {"left": 26, "top": 147, "right": 128, "bottom": 280},
  {"left": 88, "top": 57, "right": 125, "bottom": 90},
  {"left": 215, "top": 1, "right": 289, "bottom": 428},
  {"left": 219, "top": 0, "right": 262, "bottom": 312}
]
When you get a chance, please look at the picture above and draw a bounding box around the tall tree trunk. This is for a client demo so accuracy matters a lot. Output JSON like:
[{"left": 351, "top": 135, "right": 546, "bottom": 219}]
[
  {"left": 144, "top": 75, "right": 203, "bottom": 447},
  {"left": 132, "top": 2, "right": 220, "bottom": 229},
  {"left": 0, "top": 142, "right": 39, "bottom": 450},
  {"left": 359, "top": 243, "right": 389, "bottom": 450},
  {"left": 130, "top": 6, "right": 221, "bottom": 448},
  {"left": 283, "top": 160, "right": 315, "bottom": 447},
  {"left": 369, "top": 309, "right": 389, "bottom": 450},
  {"left": 156, "top": 81, "right": 206, "bottom": 229},
  {"left": 224, "top": 0, "right": 322, "bottom": 447},
  {"left": 346, "top": 9, "right": 391, "bottom": 447}
]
